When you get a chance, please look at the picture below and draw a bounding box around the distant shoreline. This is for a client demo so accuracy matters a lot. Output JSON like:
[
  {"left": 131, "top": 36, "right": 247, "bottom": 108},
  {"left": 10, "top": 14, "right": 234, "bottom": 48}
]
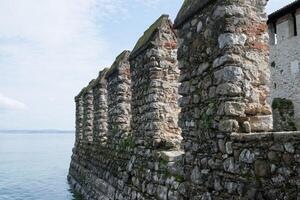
[{"left": 0, "top": 130, "right": 75, "bottom": 134}]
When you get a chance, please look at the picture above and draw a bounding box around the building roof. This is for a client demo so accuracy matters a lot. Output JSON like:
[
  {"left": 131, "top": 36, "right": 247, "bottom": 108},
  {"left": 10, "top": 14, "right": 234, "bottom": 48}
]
[{"left": 268, "top": 0, "right": 300, "bottom": 24}]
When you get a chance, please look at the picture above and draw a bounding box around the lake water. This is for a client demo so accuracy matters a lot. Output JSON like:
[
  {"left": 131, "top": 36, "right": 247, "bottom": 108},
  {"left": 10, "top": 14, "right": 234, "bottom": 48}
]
[{"left": 0, "top": 132, "right": 83, "bottom": 200}]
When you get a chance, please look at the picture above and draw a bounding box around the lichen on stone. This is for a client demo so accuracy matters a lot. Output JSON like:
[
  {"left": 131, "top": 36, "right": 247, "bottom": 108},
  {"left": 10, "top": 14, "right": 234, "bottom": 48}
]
[
  {"left": 130, "top": 14, "right": 169, "bottom": 58},
  {"left": 106, "top": 50, "right": 130, "bottom": 78},
  {"left": 272, "top": 98, "right": 294, "bottom": 110}
]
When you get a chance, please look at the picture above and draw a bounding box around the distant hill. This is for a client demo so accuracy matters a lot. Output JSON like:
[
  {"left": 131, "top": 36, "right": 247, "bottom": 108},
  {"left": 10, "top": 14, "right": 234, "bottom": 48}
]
[{"left": 0, "top": 129, "right": 74, "bottom": 134}]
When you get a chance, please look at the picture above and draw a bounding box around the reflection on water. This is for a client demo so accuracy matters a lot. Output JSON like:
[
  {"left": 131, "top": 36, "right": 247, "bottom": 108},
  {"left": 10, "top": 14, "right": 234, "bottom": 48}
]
[{"left": 0, "top": 132, "right": 83, "bottom": 200}]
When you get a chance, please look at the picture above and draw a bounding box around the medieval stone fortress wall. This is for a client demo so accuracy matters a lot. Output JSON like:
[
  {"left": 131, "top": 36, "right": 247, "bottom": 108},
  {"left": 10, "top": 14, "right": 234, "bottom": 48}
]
[
  {"left": 268, "top": 0, "right": 300, "bottom": 131},
  {"left": 69, "top": 0, "right": 300, "bottom": 199}
]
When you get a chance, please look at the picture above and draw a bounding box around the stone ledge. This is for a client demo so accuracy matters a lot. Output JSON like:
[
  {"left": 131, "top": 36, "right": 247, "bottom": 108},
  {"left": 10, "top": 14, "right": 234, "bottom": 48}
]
[
  {"left": 93, "top": 68, "right": 108, "bottom": 87},
  {"left": 106, "top": 50, "right": 131, "bottom": 78},
  {"left": 75, "top": 68, "right": 109, "bottom": 100},
  {"left": 158, "top": 150, "right": 185, "bottom": 162},
  {"left": 231, "top": 131, "right": 300, "bottom": 142},
  {"left": 174, "top": 0, "right": 213, "bottom": 28},
  {"left": 130, "top": 14, "right": 170, "bottom": 60}
]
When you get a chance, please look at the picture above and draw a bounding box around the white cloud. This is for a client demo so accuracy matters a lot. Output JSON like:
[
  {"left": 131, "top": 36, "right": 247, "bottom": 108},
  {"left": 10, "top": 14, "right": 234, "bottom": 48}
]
[
  {"left": 0, "top": 93, "right": 26, "bottom": 111},
  {"left": 133, "top": 0, "right": 161, "bottom": 7},
  {"left": 0, "top": 0, "right": 140, "bottom": 129},
  {"left": 0, "top": 0, "right": 179, "bottom": 129}
]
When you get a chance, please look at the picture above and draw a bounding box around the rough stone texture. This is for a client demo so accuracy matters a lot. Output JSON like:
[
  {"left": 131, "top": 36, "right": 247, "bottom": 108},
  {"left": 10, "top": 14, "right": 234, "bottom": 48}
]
[
  {"left": 175, "top": 0, "right": 272, "bottom": 136},
  {"left": 69, "top": 16, "right": 184, "bottom": 200},
  {"left": 93, "top": 69, "right": 109, "bottom": 144},
  {"left": 75, "top": 94, "right": 84, "bottom": 147},
  {"left": 69, "top": 61, "right": 132, "bottom": 200},
  {"left": 83, "top": 81, "right": 95, "bottom": 143},
  {"left": 69, "top": 1, "right": 300, "bottom": 200},
  {"left": 272, "top": 98, "right": 297, "bottom": 131},
  {"left": 175, "top": 0, "right": 281, "bottom": 199},
  {"left": 130, "top": 15, "right": 182, "bottom": 149},
  {"left": 268, "top": 11, "right": 300, "bottom": 130},
  {"left": 230, "top": 132, "right": 300, "bottom": 199},
  {"left": 106, "top": 51, "right": 132, "bottom": 144}
]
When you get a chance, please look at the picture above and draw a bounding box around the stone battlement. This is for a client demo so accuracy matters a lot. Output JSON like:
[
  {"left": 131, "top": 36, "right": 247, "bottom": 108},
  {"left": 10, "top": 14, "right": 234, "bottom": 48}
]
[{"left": 69, "top": 1, "right": 300, "bottom": 199}]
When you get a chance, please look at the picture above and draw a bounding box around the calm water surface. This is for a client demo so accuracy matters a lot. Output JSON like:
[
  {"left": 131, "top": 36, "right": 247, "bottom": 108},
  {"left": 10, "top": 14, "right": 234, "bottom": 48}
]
[{"left": 0, "top": 133, "right": 82, "bottom": 200}]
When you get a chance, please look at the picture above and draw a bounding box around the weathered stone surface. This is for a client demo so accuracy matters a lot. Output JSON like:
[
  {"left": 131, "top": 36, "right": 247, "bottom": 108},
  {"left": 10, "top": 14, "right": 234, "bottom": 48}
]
[
  {"left": 106, "top": 51, "right": 131, "bottom": 143},
  {"left": 239, "top": 149, "right": 255, "bottom": 164},
  {"left": 160, "top": 150, "right": 184, "bottom": 162},
  {"left": 174, "top": 0, "right": 211, "bottom": 28},
  {"left": 93, "top": 69, "right": 108, "bottom": 144},
  {"left": 254, "top": 160, "right": 270, "bottom": 177},
  {"left": 69, "top": 1, "right": 300, "bottom": 200},
  {"left": 272, "top": 98, "right": 297, "bottom": 131},
  {"left": 69, "top": 15, "right": 184, "bottom": 200},
  {"left": 130, "top": 15, "right": 182, "bottom": 149}
]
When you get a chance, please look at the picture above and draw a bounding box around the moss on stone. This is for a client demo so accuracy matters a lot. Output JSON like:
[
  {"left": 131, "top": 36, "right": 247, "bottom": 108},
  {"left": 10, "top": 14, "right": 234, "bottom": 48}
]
[
  {"left": 272, "top": 98, "right": 294, "bottom": 110},
  {"left": 271, "top": 61, "right": 276, "bottom": 68},
  {"left": 111, "top": 125, "right": 118, "bottom": 135},
  {"left": 75, "top": 67, "right": 109, "bottom": 100},
  {"left": 118, "top": 134, "right": 135, "bottom": 149},
  {"left": 94, "top": 68, "right": 109, "bottom": 84},
  {"left": 106, "top": 50, "right": 130, "bottom": 78},
  {"left": 174, "top": 174, "right": 184, "bottom": 182},
  {"left": 174, "top": 0, "right": 213, "bottom": 28},
  {"left": 131, "top": 15, "right": 169, "bottom": 57},
  {"left": 159, "top": 159, "right": 168, "bottom": 166},
  {"left": 202, "top": 113, "right": 211, "bottom": 130}
]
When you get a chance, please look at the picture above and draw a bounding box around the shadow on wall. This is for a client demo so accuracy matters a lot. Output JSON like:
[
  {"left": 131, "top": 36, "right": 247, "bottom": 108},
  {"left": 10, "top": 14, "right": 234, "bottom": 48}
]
[{"left": 272, "top": 98, "right": 297, "bottom": 131}]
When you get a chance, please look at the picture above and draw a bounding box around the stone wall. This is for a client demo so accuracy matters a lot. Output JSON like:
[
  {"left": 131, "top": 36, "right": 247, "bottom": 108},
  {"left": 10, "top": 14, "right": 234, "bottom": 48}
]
[
  {"left": 106, "top": 51, "right": 131, "bottom": 144},
  {"left": 69, "top": 60, "right": 132, "bottom": 199},
  {"left": 75, "top": 94, "right": 84, "bottom": 147},
  {"left": 268, "top": 7, "right": 300, "bottom": 130},
  {"left": 130, "top": 15, "right": 181, "bottom": 150},
  {"left": 173, "top": 0, "right": 300, "bottom": 199},
  {"left": 230, "top": 132, "right": 300, "bottom": 199},
  {"left": 93, "top": 69, "right": 108, "bottom": 145},
  {"left": 69, "top": 0, "right": 300, "bottom": 199},
  {"left": 272, "top": 98, "right": 297, "bottom": 132},
  {"left": 69, "top": 15, "right": 185, "bottom": 200},
  {"left": 83, "top": 82, "right": 94, "bottom": 143}
]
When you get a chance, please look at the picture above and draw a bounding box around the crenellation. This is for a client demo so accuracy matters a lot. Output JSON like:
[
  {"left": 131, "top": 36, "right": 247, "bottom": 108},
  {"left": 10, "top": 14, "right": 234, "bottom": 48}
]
[
  {"left": 176, "top": 0, "right": 272, "bottom": 137},
  {"left": 69, "top": 0, "right": 300, "bottom": 199},
  {"left": 83, "top": 82, "right": 95, "bottom": 144},
  {"left": 106, "top": 50, "right": 131, "bottom": 144},
  {"left": 93, "top": 69, "right": 108, "bottom": 145},
  {"left": 74, "top": 94, "right": 84, "bottom": 147},
  {"left": 130, "top": 15, "right": 181, "bottom": 150}
]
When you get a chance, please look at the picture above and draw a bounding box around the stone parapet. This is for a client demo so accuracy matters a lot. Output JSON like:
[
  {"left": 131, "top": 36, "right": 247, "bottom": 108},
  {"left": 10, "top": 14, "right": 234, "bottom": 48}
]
[
  {"left": 228, "top": 131, "right": 300, "bottom": 199},
  {"left": 68, "top": 0, "right": 300, "bottom": 199},
  {"left": 83, "top": 81, "right": 95, "bottom": 143},
  {"left": 93, "top": 69, "right": 109, "bottom": 145},
  {"left": 75, "top": 94, "right": 84, "bottom": 147},
  {"left": 130, "top": 15, "right": 182, "bottom": 150},
  {"left": 106, "top": 51, "right": 132, "bottom": 144}
]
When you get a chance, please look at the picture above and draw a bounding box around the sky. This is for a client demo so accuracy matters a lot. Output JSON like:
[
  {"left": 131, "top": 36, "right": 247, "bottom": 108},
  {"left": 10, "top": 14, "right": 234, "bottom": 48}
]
[{"left": 0, "top": 0, "right": 296, "bottom": 130}]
